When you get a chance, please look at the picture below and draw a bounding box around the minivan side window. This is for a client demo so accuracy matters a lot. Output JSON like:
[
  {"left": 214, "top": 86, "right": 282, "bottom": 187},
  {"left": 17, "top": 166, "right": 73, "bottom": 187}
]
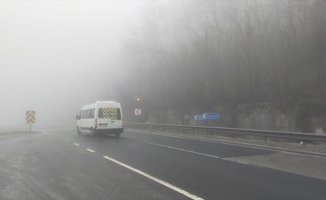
[
  {"left": 82, "top": 109, "right": 93, "bottom": 119},
  {"left": 82, "top": 110, "right": 87, "bottom": 119},
  {"left": 86, "top": 110, "right": 91, "bottom": 119},
  {"left": 91, "top": 109, "right": 95, "bottom": 118}
]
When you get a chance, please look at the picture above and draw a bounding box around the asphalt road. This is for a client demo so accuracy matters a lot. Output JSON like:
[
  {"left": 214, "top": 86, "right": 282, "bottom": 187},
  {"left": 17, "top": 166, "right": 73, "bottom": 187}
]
[{"left": 1, "top": 129, "right": 326, "bottom": 200}]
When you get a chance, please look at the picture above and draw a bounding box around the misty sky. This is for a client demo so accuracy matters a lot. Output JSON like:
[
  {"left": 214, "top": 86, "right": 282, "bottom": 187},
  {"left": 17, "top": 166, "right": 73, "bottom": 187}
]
[{"left": 0, "top": 1, "right": 142, "bottom": 128}]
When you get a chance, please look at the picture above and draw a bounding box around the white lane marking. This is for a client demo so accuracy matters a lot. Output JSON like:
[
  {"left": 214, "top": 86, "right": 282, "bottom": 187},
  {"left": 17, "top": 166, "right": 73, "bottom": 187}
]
[
  {"left": 33, "top": 129, "right": 51, "bottom": 134},
  {"left": 37, "top": 128, "right": 75, "bottom": 134},
  {"left": 86, "top": 149, "right": 95, "bottom": 152},
  {"left": 103, "top": 156, "right": 203, "bottom": 200},
  {"left": 222, "top": 158, "right": 250, "bottom": 165},
  {"left": 41, "top": 128, "right": 76, "bottom": 131},
  {"left": 141, "top": 141, "right": 220, "bottom": 159},
  {"left": 130, "top": 130, "right": 326, "bottom": 158},
  {"left": 73, "top": 143, "right": 80, "bottom": 146},
  {"left": 141, "top": 137, "right": 326, "bottom": 180}
]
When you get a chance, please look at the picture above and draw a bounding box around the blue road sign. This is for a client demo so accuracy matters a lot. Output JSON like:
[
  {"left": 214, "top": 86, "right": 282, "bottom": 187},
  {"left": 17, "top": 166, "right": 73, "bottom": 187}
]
[
  {"left": 195, "top": 114, "right": 205, "bottom": 120},
  {"left": 204, "top": 113, "right": 219, "bottom": 120}
]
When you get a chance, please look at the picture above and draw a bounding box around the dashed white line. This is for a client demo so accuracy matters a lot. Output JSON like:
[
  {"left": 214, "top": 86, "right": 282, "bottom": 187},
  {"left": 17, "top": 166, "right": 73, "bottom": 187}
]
[
  {"left": 73, "top": 143, "right": 80, "bottom": 146},
  {"left": 42, "top": 128, "right": 76, "bottom": 131},
  {"left": 141, "top": 141, "right": 220, "bottom": 159},
  {"left": 86, "top": 149, "right": 95, "bottom": 152},
  {"left": 103, "top": 156, "right": 203, "bottom": 200}
]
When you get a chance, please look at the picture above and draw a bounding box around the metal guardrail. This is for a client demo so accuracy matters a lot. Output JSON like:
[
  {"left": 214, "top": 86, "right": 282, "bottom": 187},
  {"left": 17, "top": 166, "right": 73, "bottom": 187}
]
[{"left": 124, "top": 122, "right": 326, "bottom": 143}]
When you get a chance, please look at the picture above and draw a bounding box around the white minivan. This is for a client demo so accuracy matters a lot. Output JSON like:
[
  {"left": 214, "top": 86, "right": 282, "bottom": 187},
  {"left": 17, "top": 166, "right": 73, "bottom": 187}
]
[{"left": 76, "top": 101, "right": 123, "bottom": 138}]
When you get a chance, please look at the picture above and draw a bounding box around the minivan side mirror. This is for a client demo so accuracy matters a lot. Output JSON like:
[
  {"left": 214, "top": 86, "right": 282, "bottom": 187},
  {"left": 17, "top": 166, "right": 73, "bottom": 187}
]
[{"left": 76, "top": 115, "right": 79, "bottom": 120}]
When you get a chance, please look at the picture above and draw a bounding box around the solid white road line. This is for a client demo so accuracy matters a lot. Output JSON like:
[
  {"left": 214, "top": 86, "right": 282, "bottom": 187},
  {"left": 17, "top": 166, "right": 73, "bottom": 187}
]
[
  {"left": 132, "top": 130, "right": 326, "bottom": 158},
  {"left": 141, "top": 141, "right": 254, "bottom": 166},
  {"left": 86, "top": 149, "right": 95, "bottom": 152},
  {"left": 141, "top": 141, "right": 220, "bottom": 159},
  {"left": 73, "top": 143, "right": 80, "bottom": 146},
  {"left": 103, "top": 156, "right": 204, "bottom": 200},
  {"left": 37, "top": 128, "right": 75, "bottom": 134},
  {"left": 41, "top": 128, "right": 76, "bottom": 131},
  {"left": 33, "top": 129, "right": 51, "bottom": 134}
]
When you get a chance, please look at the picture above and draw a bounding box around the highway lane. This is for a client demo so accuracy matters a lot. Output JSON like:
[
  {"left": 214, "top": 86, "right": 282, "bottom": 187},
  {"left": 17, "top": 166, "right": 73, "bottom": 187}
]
[
  {"left": 0, "top": 133, "right": 189, "bottom": 200},
  {"left": 1, "top": 129, "right": 326, "bottom": 200},
  {"left": 70, "top": 130, "right": 326, "bottom": 200}
]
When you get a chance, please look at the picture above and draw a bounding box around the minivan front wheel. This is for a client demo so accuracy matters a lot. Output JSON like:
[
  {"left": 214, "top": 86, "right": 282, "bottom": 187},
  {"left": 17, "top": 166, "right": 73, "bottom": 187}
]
[{"left": 91, "top": 128, "right": 96, "bottom": 138}]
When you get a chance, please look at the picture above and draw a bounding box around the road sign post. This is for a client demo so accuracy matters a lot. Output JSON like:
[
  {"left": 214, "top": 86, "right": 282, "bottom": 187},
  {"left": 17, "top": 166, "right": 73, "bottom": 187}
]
[
  {"left": 26, "top": 111, "right": 35, "bottom": 132},
  {"left": 195, "top": 114, "right": 205, "bottom": 134},
  {"left": 195, "top": 113, "right": 219, "bottom": 134},
  {"left": 204, "top": 113, "right": 219, "bottom": 134}
]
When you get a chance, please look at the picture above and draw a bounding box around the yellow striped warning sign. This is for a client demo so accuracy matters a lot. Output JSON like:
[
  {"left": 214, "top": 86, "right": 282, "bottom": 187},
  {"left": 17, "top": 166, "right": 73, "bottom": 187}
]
[
  {"left": 26, "top": 111, "right": 35, "bottom": 123},
  {"left": 101, "top": 108, "right": 117, "bottom": 120}
]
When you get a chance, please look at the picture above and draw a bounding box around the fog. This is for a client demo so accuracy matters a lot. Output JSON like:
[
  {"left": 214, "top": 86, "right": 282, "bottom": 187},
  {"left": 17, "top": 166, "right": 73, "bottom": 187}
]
[
  {"left": 1, "top": 0, "right": 326, "bottom": 132},
  {"left": 0, "top": 0, "right": 142, "bottom": 129}
]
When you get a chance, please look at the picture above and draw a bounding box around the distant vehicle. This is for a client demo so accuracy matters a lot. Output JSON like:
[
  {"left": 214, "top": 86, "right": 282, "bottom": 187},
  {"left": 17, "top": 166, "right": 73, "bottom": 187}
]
[{"left": 76, "top": 101, "right": 123, "bottom": 138}]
